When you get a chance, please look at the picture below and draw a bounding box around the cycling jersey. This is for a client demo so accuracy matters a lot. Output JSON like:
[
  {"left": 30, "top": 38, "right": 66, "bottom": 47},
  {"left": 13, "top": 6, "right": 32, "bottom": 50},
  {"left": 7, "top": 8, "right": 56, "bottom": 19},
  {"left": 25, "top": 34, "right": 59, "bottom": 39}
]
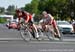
[
  {"left": 16, "top": 11, "right": 32, "bottom": 23},
  {"left": 43, "top": 14, "right": 57, "bottom": 28},
  {"left": 72, "top": 21, "right": 75, "bottom": 25}
]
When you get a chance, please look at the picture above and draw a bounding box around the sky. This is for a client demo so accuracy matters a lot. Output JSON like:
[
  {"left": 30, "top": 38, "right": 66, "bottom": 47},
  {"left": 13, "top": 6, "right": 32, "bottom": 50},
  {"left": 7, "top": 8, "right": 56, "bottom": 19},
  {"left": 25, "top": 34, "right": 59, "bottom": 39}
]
[{"left": 0, "top": 0, "right": 32, "bottom": 9}]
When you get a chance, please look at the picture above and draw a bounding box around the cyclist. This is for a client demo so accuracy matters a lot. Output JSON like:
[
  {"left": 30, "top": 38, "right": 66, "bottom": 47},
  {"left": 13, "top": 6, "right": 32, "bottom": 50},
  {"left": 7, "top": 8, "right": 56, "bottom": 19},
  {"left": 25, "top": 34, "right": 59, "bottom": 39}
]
[
  {"left": 72, "top": 20, "right": 75, "bottom": 32},
  {"left": 40, "top": 11, "right": 61, "bottom": 38},
  {"left": 16, "top": 9, "right": 39, "bottom": 39}
]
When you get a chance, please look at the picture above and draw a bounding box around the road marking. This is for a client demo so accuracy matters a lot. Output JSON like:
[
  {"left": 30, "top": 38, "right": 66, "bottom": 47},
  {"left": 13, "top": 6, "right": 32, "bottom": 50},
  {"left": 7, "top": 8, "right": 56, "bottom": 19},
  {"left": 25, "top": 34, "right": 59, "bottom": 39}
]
[
  {"left": 30, "top": 41, "right": 75, "bottom": 44},
  {"left": 0, "top": 38, "right": 75, "bottom": 42},
  {"left": 0, "top": 41, "right": 8, "bottom": 42},
  {"left": 0, "top": 38, "right": 75, "bottom": 44},
  {"left": 0, "top": 38, "right": 23, "bottom": 41},
  {"left": 63, "top": 39, "right": 75, "bottom": 41}
]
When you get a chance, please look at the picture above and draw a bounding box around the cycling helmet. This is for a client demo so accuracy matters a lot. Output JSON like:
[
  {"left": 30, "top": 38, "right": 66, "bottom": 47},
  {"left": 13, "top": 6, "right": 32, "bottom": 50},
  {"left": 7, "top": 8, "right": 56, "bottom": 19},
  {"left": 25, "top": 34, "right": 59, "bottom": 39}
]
[{"left": 42, "top": 11, "right": 47, "bottom": 15}]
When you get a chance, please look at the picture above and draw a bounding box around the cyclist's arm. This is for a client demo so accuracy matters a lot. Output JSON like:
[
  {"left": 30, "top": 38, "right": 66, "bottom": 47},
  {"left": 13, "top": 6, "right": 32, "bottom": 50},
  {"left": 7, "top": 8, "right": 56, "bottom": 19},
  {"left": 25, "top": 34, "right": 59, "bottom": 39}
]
[
  {"left": 48, "top": 14, "right": 54, "bottom": 24},
  {"left": 25, "top": 15, "right": 30, "bottom": 23},
  {"left": 18, "top": 16, "right": 21, "bottom": 23},
  {"left": 16, "top": 12, "right": 22, "bottom": 23}
]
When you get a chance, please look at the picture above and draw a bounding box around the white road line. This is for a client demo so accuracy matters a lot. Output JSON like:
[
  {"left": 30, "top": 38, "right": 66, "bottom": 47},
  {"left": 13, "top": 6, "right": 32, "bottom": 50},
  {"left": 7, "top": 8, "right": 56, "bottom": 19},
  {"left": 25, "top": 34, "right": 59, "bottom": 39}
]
[
  {"left": 0, "top": 38, "right": 75, "bottom": 44},
  {"left": 0, "top": 38, "right": 75, "bottom": 42},
  {"left": 0, "top": 41, "right": 8, "bottom": 42},
  {"left": 0, "top": 38, "right": 23, "bottom": 40},
  {"left": 30, "top": 41, "right": 75, "bottom": 44},
  {"left": 63, "top": 39, "right": 75, "bottom": 41}
]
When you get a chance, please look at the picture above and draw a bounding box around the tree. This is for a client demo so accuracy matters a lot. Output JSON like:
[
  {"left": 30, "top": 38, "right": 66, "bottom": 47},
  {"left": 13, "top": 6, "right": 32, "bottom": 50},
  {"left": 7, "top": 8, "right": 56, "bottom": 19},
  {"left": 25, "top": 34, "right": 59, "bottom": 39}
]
[
  {"left": 7, "top": 5, "right": 15, "bottom": 12},
  {"left": 0, "top": 7, "right": 5, "bottom": 14},
  {"left": 24, "top": 0, "right": 75, "bottom": 20},
  {"left": 38, "top": 0, "right": 48, "bottom": 13},
  {"left": 24, "top": 0, "right": 39, "bottom": 14},
  {"left": 67, "top": 0, "right": 75, "bottom": 20},
  {"left": 6, "top": 5, "right": 15, "bottom": 15},
  {"left": 24, "top": 4, "right": 32, "bottom": 13},
  {"left": 31, "top": 0, "right": 39, "bottom": 14}
]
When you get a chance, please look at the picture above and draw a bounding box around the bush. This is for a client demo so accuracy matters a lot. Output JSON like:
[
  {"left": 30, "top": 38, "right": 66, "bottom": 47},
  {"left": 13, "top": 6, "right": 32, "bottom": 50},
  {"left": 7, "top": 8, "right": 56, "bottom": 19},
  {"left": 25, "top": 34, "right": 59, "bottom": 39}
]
[{"left": 0, "top": 17, "right": 7, "bottom": 23}]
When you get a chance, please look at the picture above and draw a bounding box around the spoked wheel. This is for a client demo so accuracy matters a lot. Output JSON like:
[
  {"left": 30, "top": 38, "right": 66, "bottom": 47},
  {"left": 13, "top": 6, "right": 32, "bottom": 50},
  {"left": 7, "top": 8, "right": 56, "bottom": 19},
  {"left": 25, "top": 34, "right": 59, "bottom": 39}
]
[
  {"left": 46, "top": 29, "right": 63, "bottom": 41},
  {"left": 37, "top": 28, "right": 54, "bottom": 41},
  {"left": 50, "top": 31, "right": 63, "bottom": 41},
  {"left": 20, "top": 28, "right": 32, "bottom": 41},
  {"left": 43, "top": 26, "right": 55, "bottom": 41},
  {"left": 58, "top": 31, "right": 63, "bottom": 41},
  {"left": 37, "top": 28, "right": 44, "bottom": 40},
  {"left": 45, "top": 30, "right": 54, "bottom": 41},
  {"left": 37, "top": 26, "right": 55, "bottom": 41}
]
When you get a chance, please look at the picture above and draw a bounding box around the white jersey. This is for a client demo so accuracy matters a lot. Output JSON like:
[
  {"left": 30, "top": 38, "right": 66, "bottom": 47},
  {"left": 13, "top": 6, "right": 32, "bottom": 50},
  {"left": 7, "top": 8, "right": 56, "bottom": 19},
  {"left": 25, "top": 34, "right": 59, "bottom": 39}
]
[
  {"left": 39, "top": 14, "right": 54, "bottom": 24},
  {"left": 72, "top": 21, "right": 75, "bottom": 25}
]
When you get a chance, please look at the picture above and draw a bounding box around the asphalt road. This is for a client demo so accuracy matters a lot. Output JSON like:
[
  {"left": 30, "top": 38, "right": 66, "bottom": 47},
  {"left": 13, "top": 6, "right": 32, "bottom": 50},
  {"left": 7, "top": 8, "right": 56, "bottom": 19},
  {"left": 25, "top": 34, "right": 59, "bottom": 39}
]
[
  {"left": 0, "top": 24, "right": 75, "bottom": 40},
  {"left": 0, "top": 24, "right": 21, "bottom": 38},
  {"left": 0, "top": 41, "right": 75, "bottom": 52},
  {"left": 0, "top": 24, "right": 75, "bottom": 52}
]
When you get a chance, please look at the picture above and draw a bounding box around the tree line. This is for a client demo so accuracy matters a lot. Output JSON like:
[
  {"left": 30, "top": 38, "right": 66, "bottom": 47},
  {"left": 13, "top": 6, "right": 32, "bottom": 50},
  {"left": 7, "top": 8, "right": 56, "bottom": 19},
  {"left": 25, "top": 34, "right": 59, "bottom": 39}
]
[
  {"left": 24, "top": 0, "right": 75, "bottom": 21},
  {"left": 0, "top": 0, "right": 75, "bottom": 21}
]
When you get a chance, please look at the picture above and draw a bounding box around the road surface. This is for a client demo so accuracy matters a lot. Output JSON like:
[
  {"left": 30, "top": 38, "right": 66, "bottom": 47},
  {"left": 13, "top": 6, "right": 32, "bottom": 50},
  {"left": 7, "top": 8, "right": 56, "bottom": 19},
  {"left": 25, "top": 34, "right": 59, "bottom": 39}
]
[{"left": 0, "top": 24, "right": 75, "bottom": 52}]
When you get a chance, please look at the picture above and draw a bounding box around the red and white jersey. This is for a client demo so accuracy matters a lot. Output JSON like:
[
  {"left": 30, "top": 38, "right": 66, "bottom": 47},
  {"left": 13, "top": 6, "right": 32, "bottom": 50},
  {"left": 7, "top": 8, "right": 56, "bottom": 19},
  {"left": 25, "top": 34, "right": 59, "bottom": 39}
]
[{"left": 16, "top": 11, "right": 32, "bottom": 22}]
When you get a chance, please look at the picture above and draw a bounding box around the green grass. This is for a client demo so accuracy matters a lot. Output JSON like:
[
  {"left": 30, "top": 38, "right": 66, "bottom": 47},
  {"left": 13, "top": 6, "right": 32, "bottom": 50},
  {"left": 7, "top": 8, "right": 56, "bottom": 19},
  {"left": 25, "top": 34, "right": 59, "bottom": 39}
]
[{"left": 0, "top": 17, "right": 7, "bottom": 23}]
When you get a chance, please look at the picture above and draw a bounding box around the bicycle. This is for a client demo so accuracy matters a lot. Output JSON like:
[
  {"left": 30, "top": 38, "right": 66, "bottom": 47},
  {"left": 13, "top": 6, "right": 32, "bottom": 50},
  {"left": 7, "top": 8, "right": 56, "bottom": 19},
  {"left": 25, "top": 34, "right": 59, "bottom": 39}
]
[
  {"left": 37, "top": 22, "right": 63, "bottom": 41},
  {"left": 19, "top": 23, "right": 32, "bottom": 41},
  {"left": 19, "top": 22, "right": 40, "bottom": 41}
]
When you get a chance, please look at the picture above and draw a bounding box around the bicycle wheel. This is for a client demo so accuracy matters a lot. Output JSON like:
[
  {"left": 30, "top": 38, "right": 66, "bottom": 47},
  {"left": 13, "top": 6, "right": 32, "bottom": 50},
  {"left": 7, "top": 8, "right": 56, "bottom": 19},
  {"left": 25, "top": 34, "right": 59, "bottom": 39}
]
[
  {"left": 44, "top": 25, "right": 59, "bottom": 41},
  {"left": 20, "top": 28, "right": 32, "bottom": 41},
  {"left": 46, "top": 29, "right": 63, "bottom": 41},
  {"left": 45, "top": 30, "right": 54, "bottom": 41},
  {"left": 58, "top": 30, "right": 63, "bottom": 41},
  {"left": 37, "top": 26, "right": 54, "bottom": 41},
  {"left": 37, "top": 28, "right": 44, "bottom": 39}
]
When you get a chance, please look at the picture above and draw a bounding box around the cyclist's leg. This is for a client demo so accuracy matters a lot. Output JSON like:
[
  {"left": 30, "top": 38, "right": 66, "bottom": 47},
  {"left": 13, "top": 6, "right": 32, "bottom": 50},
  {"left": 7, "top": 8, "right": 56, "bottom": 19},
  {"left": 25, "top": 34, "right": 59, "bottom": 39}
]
[
  {"left": 29, "top": 21, "right": 39, "bottom": 39},
  {"left": 52, "top": 20, "right": 61, "bottom": 38},
  {"left": 41, "top": 23, "right": 46, "bottom": 31},
  {"left": 48, "top": 25, "right": 56, "bottom": 35}
]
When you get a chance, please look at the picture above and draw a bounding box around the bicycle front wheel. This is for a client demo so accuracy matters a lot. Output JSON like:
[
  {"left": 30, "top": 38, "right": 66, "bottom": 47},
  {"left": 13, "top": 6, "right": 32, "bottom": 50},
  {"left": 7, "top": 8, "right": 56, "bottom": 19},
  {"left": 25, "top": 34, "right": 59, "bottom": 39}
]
[{"left": 20, "top": 28, "right": 32, "bottom": 41}]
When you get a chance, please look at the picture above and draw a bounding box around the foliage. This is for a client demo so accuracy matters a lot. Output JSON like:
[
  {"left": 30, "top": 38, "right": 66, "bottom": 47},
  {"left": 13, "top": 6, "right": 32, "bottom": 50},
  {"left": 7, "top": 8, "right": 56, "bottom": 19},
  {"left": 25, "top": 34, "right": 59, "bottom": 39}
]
[
  {"left": 0, "top": 7, "right": 5, "bottom": 14},
  {"left": 7, "top": 5, "right": 15, "bottom": 12},
  {"left": 24, "top": 0, "right": 75, "bottom": 21},
  {"left": 6, "top": 5, "right": 15, "bottom": 15},
  {"left": 24, "top": 0, "right": 39, "bottom": 14},
  {"left": 0, "top": 17, "right": 7, "bottom": 23}
]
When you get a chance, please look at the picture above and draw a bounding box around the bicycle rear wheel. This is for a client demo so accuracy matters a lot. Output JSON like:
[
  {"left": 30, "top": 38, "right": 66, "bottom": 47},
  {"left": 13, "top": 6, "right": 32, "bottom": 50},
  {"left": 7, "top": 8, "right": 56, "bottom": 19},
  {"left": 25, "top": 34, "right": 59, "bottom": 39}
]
[
  {"left": 58, "top": 31, "right": 63, "bottom": 41},
  {"left": 48, "top": 29, "right": 63, "bottom": 41}
]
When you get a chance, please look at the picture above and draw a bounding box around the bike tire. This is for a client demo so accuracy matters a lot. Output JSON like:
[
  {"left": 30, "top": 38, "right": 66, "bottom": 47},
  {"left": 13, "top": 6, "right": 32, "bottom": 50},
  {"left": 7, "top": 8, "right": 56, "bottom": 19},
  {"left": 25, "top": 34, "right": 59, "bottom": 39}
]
[
  {"left": 37, "top": 28, "right": 54, "bottom": 41},
  {"left": 45, "top": 31, "right": 54, "bottom": 41},
  {"left": 37, "top": 28, "right": 44, "bottom": 40},
  {"left": 59, "top": 31, "right": 63, "bottom": 41},
  {"left": 20, "top": 28, "right": 32, "bottom": 41}
]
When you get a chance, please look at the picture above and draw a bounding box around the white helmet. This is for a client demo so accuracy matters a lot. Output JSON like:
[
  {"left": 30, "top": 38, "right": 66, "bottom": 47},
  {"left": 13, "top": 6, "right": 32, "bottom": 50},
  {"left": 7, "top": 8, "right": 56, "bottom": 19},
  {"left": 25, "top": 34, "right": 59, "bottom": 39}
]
[{"left": 42, "top": 11, "right": 47, "bottom": 15}]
